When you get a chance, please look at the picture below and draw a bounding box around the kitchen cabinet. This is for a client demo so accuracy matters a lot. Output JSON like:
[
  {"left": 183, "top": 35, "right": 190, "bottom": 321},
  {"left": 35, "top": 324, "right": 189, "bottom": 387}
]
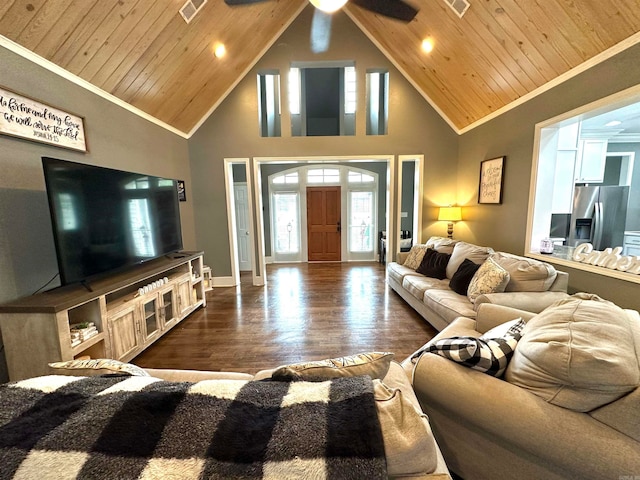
[
  {"left": 575, "top": 139, "right": 608, "bottom": 183},
  {"left": 623, "top": 232, "right": 640, "bottom": 256}
]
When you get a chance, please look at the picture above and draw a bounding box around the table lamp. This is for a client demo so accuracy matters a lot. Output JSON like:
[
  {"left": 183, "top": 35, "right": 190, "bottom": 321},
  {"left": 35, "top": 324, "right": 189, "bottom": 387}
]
[{"left": 438, "top": 206, "right": 462, "bottom": 239}]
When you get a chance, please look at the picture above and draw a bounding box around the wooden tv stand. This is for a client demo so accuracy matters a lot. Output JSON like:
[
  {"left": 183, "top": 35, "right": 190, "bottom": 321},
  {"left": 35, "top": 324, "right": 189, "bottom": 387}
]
[{"left": 0, "top": 252, "right": 206, "bottom": 381}]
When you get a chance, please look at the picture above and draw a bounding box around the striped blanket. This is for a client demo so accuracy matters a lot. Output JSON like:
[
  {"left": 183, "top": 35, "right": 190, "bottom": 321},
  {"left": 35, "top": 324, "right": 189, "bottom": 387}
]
[{"left": 0, "top": 374, "right": 387, "bottom": 479}]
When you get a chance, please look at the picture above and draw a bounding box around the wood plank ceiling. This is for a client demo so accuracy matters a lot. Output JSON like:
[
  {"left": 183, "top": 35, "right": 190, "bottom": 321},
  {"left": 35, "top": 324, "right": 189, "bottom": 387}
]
[{"left": 1, "top": 0, "right": 640, "bottom": 135}]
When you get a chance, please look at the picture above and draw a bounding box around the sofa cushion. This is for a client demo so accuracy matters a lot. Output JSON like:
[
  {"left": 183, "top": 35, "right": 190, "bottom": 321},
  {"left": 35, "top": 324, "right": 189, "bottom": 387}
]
[
  {"left": 402, "top": 275, "right": 449, "bottom": 300},
  {"left": 505, "top": 296, "right": 640, "bottom": 412},
  {"left": 467, "top": 257, "right": 510, "bottom": 303},
  {"left": 271, "top": 351, "right": 394, "bottom": 381},
  {"left": 423, "top": 289, "right": 477, "bottom": 323},
  {"left": 402, "top": 245, "right": 429, "bottom": 269},
  {"left": 490, "top": 251, "right": 557, "bottom": 292},
  {"left": 425, "top": 236, "right": 458, "bottom": 254},
  {"left": 387, "top": 261, "right": 423, "bottom": 284},
  {"left": 446, "top": 242, "right": 494, "bottom": 279},
  {"left": 449, "top": 258, "right": 481, "bottom": 295},
  {"left": 422, "top": 319, "right": 525, "bottom": 377},
  {"left": 416, "top": 248, "right": 451, "bottom": 279}
]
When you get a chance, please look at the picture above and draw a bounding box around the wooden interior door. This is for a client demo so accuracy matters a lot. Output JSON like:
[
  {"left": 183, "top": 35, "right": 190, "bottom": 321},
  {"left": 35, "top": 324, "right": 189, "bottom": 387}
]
[{"left": 307, "top": 186, "right": 341, "bottom": 261}]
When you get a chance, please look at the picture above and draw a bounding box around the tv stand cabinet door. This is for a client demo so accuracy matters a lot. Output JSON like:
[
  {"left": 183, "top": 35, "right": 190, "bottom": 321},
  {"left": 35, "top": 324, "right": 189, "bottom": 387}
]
[{"left": 108, "top": 304, "right": 142, "bottom": 362}]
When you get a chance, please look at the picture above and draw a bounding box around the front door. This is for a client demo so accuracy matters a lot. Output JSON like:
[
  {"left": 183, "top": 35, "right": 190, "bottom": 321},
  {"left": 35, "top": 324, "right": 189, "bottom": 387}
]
[{"left": 307, "top": 186, "right": 341, "bottom": 261}]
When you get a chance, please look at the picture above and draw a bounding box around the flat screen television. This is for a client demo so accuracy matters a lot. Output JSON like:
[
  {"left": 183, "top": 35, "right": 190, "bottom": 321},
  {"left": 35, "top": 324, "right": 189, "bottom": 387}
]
[{"left": 42, "top": 157, "right": 183, "bottom": 286}]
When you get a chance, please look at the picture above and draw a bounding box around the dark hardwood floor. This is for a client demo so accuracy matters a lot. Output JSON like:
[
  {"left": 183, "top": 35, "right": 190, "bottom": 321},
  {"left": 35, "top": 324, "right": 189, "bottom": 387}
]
[{"left": 133, "top": 262, "right": 437, "bottom": 374}]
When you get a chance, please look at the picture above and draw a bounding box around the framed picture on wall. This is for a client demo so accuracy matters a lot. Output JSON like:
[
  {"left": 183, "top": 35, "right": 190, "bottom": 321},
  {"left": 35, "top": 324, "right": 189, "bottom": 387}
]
[
  {"left": 177, "top": 180, "right": 186, "bottom": 202},
  {"left": 478, "top": 156, "right": 505, "bottom": 204}
]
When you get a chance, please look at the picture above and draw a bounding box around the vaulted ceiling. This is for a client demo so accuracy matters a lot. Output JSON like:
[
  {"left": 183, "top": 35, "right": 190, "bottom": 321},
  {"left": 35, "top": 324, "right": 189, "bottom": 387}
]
[{"left": 1, "top": 0, "right": 640, "bottom": 136}]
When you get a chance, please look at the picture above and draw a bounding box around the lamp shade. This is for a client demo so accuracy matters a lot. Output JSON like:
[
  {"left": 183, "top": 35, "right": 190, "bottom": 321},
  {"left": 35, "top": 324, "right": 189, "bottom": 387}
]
[
  {"left": 438, "top": 206, "right": 462, "bottom": 222},
  {"left": 309, "top": 0, "right": 348, "bottom": 13}
]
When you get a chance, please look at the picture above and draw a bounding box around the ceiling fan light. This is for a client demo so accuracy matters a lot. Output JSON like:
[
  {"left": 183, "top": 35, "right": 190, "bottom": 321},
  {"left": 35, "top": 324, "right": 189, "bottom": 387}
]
[{"left": 309, "top": 0, "right": 348, "bottom": 14}]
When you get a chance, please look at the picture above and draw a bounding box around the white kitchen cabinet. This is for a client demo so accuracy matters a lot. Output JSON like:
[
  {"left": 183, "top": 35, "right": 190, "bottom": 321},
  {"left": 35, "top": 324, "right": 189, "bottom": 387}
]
[{"left": 575, "top": 139, "right": 608, "bottom": 183}]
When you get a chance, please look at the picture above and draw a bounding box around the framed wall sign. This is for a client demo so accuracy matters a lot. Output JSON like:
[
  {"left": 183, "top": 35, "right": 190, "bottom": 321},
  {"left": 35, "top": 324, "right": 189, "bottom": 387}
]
[
  {"left": 0, "top": 86, "right": 87, "bottom": 152},
  {"left": 478, "top": 156, "right": 505, "bottom": 204}
]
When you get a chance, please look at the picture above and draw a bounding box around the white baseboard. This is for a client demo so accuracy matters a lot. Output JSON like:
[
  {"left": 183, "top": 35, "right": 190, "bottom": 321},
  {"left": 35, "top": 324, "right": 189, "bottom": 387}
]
[
  {"left": 212, "top": 276, "right": 237, "bottom": 287},
  {"left": 265, "top": 256, "right": 274, "bottom": 264}
]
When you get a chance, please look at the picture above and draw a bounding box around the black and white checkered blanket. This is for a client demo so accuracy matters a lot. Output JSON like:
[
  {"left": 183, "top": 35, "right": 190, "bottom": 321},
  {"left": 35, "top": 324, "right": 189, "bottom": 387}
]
[{"left": 0, "top": 374, "right": 387, "bottom": 479}]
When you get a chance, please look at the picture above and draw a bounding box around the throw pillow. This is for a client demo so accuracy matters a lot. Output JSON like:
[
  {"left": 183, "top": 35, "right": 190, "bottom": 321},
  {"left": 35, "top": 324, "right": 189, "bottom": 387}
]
[
  {"left": 402, "top": 245, "right": 428, "bottom": 270},
  {"left": 415, "top": 248, "right": 451, "bottom": 279},
  {"left": 271, "top": 352, "right": 394, "bottom": 381},
  {"left": 48, "top": 358, "right": 150, "bottom": 377},
  {"left": 505, "top": 297, "right": 640, "bottom": 412},
  {"left": 467, "top": 257, "right": 510, "bottom": 303},
  {"left": 449, "top": 258, "right": 481, "bottom": 295},
  {"left": 425, "top": 319, "right": 525, "bottom": 377},
  {"left": 481, "top": 317, "right": 524, "bottom": 339}
]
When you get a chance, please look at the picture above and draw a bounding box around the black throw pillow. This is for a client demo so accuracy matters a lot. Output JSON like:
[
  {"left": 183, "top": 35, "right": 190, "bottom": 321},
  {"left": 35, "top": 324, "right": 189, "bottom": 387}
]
[
  {"left": 449, "top": 258, "right": 481, "bottom": 295},
  {"left": 416, "top": 248, "right": 451, "bottom": 279}
]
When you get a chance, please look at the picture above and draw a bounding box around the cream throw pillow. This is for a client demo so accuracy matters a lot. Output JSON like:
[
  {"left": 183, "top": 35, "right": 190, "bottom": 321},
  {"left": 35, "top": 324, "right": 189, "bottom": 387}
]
[
  {"left": 48, "top": 359, "right": 150, "bottom": 377},
  {"left": 402, "top": 245, "right": 428, "bottom": 270},
  {"left": 467, "top": 257, "right": 510, "bottom": 303},
  {"left": 271, "top": 352, "right": 394, "bottom": 381}
]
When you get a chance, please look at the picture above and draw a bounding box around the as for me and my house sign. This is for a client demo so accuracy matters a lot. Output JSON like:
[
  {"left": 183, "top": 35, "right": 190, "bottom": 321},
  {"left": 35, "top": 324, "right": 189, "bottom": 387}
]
[{"left": 0, "top": 86, "right": 87, "bottom": 152}]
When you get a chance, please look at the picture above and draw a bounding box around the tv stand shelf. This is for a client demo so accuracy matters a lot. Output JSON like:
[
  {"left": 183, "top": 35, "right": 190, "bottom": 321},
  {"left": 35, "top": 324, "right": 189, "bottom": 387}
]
[{"left": 0, "top": 252, "right": 207, "bottom": 381}]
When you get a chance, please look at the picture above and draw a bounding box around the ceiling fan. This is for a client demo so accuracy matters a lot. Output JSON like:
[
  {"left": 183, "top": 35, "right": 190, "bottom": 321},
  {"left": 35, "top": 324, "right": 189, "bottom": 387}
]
[{"left": 224, "top": 0, "right": 419, "bottom": 53}]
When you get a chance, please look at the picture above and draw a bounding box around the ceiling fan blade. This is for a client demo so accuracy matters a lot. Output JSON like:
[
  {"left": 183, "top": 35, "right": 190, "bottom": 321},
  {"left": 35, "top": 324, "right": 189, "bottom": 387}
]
[
  {"left": 350, "top": 0, "right": 418, "bottom": 22},
  {"left": 310, "top": 9, "right": 332, "bottom": 54},
  {"left": 224, "top": 0, "right": 269, "bottom": 5}
]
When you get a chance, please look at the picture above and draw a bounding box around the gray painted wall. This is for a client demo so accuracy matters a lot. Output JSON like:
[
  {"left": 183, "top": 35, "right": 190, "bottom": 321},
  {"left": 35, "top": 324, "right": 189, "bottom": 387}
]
[
  {"left": 188, "top": 6, "right": 458, "bottom": 277},
  {"left": 0, "top": 47, "right": 194, "bottom": 306},
  {"left": 401, "top": 161, "right": 415, "bottom": 233},
  {"left": 456, "top": 42, "right": 640, "bottom": 311},
  {"left": 0, "top": 46, "right": 193, "bottom": 382}
]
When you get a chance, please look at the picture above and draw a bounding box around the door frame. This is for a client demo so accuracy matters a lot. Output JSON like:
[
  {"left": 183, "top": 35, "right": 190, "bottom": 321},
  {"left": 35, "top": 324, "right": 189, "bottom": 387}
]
[
  {"left": 223, "top": 158, "right": 257, "bottom": 287},
  {"left": 253, "top": 155, "right": 398, "bottom": 285}
]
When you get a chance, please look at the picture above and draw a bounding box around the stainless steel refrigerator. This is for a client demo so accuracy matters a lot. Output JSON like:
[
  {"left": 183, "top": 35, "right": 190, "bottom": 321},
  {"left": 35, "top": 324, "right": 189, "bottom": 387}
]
[{"left": 567, "top": 186, "right": 629, "bottom": 249}]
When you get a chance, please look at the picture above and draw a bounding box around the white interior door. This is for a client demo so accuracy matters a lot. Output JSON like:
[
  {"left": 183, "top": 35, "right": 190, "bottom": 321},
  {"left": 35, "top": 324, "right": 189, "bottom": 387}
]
[{"left": 234, "top": 184, "right": 253, "bottom": 271}]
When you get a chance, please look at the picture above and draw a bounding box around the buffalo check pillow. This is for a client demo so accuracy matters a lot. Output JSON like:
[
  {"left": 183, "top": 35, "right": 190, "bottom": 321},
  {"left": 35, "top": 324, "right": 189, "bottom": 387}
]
[{"left": 424, "top": 318, "right": 526, "bottom": 377}]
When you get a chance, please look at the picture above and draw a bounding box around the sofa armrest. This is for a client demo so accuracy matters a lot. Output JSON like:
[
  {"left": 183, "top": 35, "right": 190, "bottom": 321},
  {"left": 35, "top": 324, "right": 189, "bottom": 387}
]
[
  {"left": 549, "top": 270, "right": 569, "bottom": 292},
  {"left": 474, "top": 303, "right": 536, "bottom": 333},
  {"left": 473, "top": 291, "right": 570, "bottom": 314},
  {"left": 412, "top": 353, "right": 640, "bottom": 479}
]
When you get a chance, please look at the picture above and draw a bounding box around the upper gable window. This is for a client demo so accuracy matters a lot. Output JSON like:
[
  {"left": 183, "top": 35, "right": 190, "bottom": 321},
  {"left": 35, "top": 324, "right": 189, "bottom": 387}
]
[
  {"left": 258, "top": 70, "right": 281, "bottom": 137},
  {"left": 290, "top": 62, "right": 356, "bottom": 137}
]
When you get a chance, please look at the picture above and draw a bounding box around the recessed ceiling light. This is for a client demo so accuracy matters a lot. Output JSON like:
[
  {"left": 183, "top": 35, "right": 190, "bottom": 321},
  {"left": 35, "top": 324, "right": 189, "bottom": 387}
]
[
  {"left": 605, "top": 120, "right": 622, "bottom": 127},
  {"left": 421, "top": 38, "right": 434, "bottom": 53},
  {"left": 214, "top": 43, "right": 226, "bottom": 58}
]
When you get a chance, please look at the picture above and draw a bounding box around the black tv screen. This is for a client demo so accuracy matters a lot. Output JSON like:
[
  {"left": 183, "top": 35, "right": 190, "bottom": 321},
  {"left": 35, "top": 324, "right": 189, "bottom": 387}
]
[{"left": 42, "top": 157, "right": 183, "bottom": 286}]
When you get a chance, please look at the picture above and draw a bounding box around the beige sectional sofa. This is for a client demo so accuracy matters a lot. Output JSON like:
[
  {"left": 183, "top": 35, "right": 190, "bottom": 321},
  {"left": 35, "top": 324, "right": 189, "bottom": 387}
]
[
  {"left": 387, "top": 237, "right": 569, "bottom": 331},
  {"left": 7, "top": 356, "right": 451, "bottom": 480},
  {"left": 403, "top": 298, "right": 640, "bottom": 480}
]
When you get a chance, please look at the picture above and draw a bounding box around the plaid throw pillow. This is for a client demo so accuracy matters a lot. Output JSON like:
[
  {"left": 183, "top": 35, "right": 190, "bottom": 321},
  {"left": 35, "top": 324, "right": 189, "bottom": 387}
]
[{"left": 425, "top": 319, "right": 525, "bottom": 377}]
